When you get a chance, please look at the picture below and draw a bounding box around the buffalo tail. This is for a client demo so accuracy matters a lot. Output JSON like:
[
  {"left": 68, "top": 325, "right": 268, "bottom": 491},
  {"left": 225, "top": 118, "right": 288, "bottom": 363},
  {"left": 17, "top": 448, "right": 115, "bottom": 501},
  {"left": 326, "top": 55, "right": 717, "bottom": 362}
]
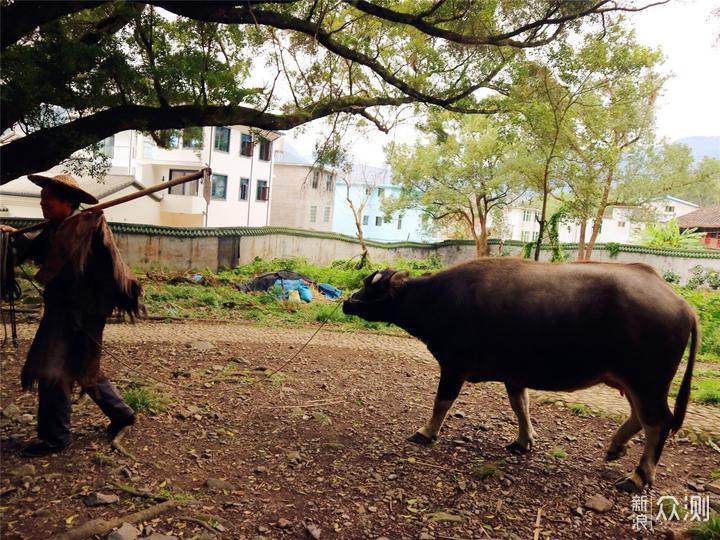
[{"left": 672, "top": 314, "right": 699, "bottom": 433}]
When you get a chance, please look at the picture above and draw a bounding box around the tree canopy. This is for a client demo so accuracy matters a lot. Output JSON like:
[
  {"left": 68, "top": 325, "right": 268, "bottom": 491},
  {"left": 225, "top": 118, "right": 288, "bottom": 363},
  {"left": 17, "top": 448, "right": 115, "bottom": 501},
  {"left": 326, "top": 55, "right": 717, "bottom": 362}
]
[
  {"left": 387, "top": 111, "right": 523, "bottom": 256},
  {"left": 1, "top": 0, "right": 665, "bottom": 184}
]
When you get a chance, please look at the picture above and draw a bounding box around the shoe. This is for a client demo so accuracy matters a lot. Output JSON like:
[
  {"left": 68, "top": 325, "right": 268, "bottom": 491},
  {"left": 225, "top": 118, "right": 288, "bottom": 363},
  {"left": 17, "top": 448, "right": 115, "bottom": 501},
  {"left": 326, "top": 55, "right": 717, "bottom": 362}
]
[
  {"left": 106, "top": 415, "right": 136, "bottom": 439},
  {"left": 21, "top": 441, "right": 68, "bottom": 458}
]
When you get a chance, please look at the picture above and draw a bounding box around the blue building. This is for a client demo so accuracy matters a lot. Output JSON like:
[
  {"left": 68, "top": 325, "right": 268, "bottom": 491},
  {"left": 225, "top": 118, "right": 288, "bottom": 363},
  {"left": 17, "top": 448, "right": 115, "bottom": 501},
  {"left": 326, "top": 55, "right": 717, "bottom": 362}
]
[{"left": 332, "top": 164, "right": 431, "bottom": 242}]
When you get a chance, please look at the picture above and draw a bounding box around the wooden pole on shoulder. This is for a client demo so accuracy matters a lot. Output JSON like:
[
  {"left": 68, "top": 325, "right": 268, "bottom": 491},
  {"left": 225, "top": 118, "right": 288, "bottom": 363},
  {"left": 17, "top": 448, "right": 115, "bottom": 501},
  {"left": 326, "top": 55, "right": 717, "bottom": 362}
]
[{"left": 10, "top": 168, "right": 211, "bottom": 236}]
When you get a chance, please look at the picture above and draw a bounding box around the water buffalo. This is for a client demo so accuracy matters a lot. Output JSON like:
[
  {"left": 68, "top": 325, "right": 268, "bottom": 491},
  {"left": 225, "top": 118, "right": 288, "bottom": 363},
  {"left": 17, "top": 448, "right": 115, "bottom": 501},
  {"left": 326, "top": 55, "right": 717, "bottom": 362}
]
[{"left": 343, "top": 258, "right": 698, "bottom": 492}]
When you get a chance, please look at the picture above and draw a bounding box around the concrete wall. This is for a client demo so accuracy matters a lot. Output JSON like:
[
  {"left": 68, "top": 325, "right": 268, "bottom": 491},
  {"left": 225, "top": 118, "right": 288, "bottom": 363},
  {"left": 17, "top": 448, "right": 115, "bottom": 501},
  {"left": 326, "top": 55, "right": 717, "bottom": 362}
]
[
  {"left": 114, "top": 234, "right": 219, "bottom": 270},
  {"left": 110, "top": 229, "right": 720, "bottom": 284}
]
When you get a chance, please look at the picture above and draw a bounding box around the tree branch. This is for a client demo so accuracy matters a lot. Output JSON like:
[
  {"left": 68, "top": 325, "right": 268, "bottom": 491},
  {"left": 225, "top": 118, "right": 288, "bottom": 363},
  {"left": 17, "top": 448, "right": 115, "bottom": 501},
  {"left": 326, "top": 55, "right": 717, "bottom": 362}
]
[
  {"left": 1, "top": 97, "right": 413, "bottom": 184},
  {"left": 149, "top": 2, "right": 500, "bottom": 113},
  {"left": 1, "top": 1, "right": 103, "bottom": 50}
]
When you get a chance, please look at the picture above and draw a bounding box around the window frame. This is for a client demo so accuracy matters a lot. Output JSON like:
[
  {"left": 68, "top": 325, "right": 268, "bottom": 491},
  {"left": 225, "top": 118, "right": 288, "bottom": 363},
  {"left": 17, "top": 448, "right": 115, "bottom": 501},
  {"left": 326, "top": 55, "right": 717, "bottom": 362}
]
[
  {"left": 258, "top": 138, "right": 271, "bottom": 161},
  {"left": 240, "top": 133, "right": 253, "bottom": 157},
  {"left": 211, "top": 173, "right": 228, "bottom": 201},
  {"left": 375, "top": 216, "right": 383, "bottom": 226},
  {"left": 214, "top": 126, "right": 231, "bottom": 153},
  {"left": 239, "top": 177, "right": 249, "bottom": 201},
  {"left": 256, "top": 179, "right": 269, "bottom": 201},
  {"left": 310, "top": 205, "right": 317, "bottom": 223},
  {"left": 323, "top": 206, "right": 331, "bottom": 223},
  {"left": 168, "top": 168, "right": 200, "bottom": 196}
]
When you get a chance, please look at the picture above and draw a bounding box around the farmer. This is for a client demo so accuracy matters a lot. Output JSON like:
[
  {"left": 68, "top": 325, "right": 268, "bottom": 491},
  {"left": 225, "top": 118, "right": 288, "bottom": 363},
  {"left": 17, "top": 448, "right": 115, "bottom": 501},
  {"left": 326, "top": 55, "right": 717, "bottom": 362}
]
[{"left": 0, "top": 174, "right": 141, "bottom": 457}]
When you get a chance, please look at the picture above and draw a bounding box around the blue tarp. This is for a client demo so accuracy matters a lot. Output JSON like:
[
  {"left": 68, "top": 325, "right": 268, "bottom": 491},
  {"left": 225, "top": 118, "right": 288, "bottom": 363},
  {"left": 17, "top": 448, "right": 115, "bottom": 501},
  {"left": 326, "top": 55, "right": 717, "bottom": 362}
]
[
  {"left": 317, "top": 282, "right": 343, "bottom": 299},
  {"left": 274, "top": 279, "right": 313, "bottom": 302}
]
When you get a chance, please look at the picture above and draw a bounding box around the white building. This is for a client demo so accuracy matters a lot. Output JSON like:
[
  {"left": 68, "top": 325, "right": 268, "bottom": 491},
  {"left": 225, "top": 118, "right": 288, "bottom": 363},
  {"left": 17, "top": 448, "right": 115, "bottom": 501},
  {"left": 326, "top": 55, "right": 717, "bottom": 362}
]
[
  {"left": 1, "top": 126, "right": 281, "bottom": 227},
  {"left": 489, "top": 195, "right": 699, "bottom": 244},
  {"left": 333, "top": 164, "right": 432, "bottom": 243},
  {"left": 270, "top": 140, "right": 336, "bottom": 232}
]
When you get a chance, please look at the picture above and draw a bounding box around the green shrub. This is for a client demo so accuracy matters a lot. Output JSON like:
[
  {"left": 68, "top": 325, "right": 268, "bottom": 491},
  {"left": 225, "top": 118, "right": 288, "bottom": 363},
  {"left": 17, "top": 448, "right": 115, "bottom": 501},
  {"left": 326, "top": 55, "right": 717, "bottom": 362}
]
[
  {"left": 663, "top": 270, "right": 681, "bottom": 284},
  {"left": 677, "top": 288, "right": 720, "bottom": 360},
  {"left": 122, "top": 383, "right": 168, "bottom": 414},
  {"left": 687, "top": 266, "right": 709, "bottom": 289}
]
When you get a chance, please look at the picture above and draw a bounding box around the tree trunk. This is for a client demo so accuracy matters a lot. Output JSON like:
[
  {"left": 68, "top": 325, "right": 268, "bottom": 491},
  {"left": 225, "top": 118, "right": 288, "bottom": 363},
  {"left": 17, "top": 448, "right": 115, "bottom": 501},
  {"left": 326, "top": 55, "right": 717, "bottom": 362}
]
[
  {"left": 585, "top": 172, "right": 613, "bottom": 260},
  {"left": 533, "top": 168, "right": 550, "bottom": 261},
  {"left": 353, "top": 215, "right": 370, "bottom": 269},
  {"left": 476, "top": 214, "right": 489, "bottom": 257},
  {"left": 576, "top": 220, "right": 587, "bottom": 261}
]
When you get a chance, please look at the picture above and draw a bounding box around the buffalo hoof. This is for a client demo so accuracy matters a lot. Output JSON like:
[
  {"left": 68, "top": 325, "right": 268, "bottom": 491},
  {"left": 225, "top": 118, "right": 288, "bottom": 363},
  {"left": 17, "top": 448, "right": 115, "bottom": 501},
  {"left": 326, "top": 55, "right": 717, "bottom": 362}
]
[
  {"left": 407, "top": 432, "right": 436, "bottom": 446},
  {"left": 604, "top": 446, "right": 627, "bottom": 462},
  {"left": 506, "top": 441, "right": 531, "bottom": 454},
  {"left": 614, "top": 476, "right": 643, "bottom": 493}
]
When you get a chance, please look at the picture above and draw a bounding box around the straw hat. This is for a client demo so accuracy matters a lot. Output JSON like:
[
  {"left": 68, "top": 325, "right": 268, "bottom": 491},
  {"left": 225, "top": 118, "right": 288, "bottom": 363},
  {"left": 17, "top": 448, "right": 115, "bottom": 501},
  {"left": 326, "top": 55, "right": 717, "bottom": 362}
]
[{"left": 27, "top": 174, "right": 99, "bottom": 204}]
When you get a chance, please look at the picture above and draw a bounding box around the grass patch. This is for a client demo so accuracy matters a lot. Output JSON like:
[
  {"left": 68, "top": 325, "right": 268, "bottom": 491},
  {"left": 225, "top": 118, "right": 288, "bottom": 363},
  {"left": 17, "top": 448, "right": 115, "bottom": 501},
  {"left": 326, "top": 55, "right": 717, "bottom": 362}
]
[
  {"left": 695, "top": 378, "right": 720, "bottom": 405},
  {"left": 121, "top": 383, "right": 168, "bottom": 415},
  {"left": 470, "top": 459, "right": 505, "bottom": 481},
  {"left": 567, "top": 403, "right": 591, "bottom": 416},
  {"left": 138, "top": 256, "right": 441, "bottom": 333},
  {"left": 670, "top": 364, "right": 720, "bottom": 408},
  {"left": 549, "top": 447, "right": 569, "bottom": 460},
  {"left": 686, "top": 513, "right": 720, "bottom": 539},
  {"left": 711, "top": 469, "right": 720, "bottom": 480}
]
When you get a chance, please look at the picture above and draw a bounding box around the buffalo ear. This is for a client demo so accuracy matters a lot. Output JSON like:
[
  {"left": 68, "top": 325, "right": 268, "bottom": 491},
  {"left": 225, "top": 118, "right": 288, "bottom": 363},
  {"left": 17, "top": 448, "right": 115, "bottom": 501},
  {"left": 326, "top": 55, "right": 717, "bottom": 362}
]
[{"left": 389, "top": 270, "right": 410, "bottom": 290}]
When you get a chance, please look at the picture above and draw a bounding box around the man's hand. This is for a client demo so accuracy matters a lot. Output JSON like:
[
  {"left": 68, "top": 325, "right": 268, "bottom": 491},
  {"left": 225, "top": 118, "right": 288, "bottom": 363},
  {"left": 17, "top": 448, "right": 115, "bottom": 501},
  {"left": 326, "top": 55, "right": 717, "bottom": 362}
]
[{"left": 0, "top": 224, "right": 17, "bottom": 233}]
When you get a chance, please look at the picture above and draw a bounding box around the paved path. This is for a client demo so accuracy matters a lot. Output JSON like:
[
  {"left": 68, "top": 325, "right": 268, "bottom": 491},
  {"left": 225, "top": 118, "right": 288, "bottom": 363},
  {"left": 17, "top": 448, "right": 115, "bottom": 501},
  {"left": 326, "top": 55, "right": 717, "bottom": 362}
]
[{"left": 10, "top": 321, "right": 720, "bottom": 439}]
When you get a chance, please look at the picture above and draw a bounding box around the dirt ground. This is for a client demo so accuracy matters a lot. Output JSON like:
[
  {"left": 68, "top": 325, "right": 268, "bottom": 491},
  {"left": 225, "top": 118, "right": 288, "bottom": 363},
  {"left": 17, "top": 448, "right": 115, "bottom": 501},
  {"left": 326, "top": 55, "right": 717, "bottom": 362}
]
[{"left": 1, "top": 321, "right": 719, "bottom": 539}]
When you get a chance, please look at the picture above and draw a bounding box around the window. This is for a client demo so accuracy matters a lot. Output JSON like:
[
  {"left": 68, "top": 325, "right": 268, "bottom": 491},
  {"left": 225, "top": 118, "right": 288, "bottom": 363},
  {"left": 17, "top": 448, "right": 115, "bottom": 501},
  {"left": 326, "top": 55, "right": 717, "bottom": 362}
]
[
  {"left": 240, "top": 133, "right": 253, "bottom": 157},
  {"left": 665, "top": 205, "right": 675, "bottom": 213},
  {"left": 365, "top": 187, "right": 372, "bottom": 196},
  {"left": 239, "top": 178, "right": 249, "bottom": 200},
  {"left": 310, "top": 205, "right": 317, "bottom": 223},
  {"left": 362, "top": 215, "right": 369, "bottom": 226},
  {"left": 214, "top": 127, "right": 230, "bottom": 152},
  {"left": 618, "top": 221, "right": 626, "bottom": 228},
  {"left": 211, "top": 174, "right": 227, "bottom": 200},
  {"left": 397, "top": 216, "right": 403, "bottom": 230},
  {"left": 168, "top": 168, "right": 200, "bottom": 196},
  {"left": 523, "top": 210, "right": 532, "bottom": 222},
  {"left": 312, "top": 170, "right": 320, "bottom": 189},
  {"left": 256, "top": 179, "right": 269, "bottom": 201},
  {"left": 326, "top": 173, "right": 333, "bottom": 191},
  {"left": 102, "top": 135, "right": 114, "bottom": 158},
  {"left": 532, "top": 231, "right": 539, "bottom": 240},
  {"left": 258, "top": 138, "right": 271, "bottom": 161},
  {"left": 521, "top": 231, "right": 530, "bottom": 241},
  {"left": 375, "top": 216, "right": 382, "bottom": 226},
  {"left": 142, "top": 141, "right": 154, "bottom": 159},
  {"left": 377, "top": 188, "right": 385, "bottom": 198},
  {"left": 323, "top": 206, "right": 331, "bottom": 223}
]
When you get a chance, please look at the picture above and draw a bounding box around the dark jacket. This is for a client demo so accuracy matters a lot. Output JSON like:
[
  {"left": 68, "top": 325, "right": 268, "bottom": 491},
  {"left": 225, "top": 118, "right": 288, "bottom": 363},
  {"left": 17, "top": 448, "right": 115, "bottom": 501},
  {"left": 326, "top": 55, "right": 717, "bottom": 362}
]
[{"left": 14, "top": 211, "right": 141, "bottom": 388}]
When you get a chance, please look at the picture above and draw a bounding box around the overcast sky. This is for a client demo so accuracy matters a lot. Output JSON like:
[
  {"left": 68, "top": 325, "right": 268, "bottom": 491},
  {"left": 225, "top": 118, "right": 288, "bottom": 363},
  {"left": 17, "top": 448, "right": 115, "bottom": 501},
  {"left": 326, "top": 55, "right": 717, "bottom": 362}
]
[{"left": 285, "top": 0, "right": 720, "bottom": 166}]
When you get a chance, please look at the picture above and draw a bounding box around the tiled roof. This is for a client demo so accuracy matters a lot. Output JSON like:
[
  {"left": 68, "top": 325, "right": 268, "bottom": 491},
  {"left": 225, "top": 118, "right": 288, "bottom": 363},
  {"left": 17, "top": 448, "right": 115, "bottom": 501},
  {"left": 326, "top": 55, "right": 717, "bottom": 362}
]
[
  {"left": 2, "top": 217, "right": 718, "bottom": 258},
  {"left": 677, "top": 205, "right": 720, "bottom": 228}
]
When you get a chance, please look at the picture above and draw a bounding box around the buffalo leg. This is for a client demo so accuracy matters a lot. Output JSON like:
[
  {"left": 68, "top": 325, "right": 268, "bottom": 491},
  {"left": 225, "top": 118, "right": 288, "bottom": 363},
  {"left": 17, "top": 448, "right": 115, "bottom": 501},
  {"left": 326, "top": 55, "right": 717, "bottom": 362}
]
[
  {"left": 615, "top": 393, "right": 673, "bottom": 493},
  {"left": 408, "top": 369, "right": 463, "bottom": 445},
  {"left": 605, "top": 397, "right": 641, "bottom": 461},
  {"left": 505, "top": 383, "right": 536, "bottom": 453}
]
